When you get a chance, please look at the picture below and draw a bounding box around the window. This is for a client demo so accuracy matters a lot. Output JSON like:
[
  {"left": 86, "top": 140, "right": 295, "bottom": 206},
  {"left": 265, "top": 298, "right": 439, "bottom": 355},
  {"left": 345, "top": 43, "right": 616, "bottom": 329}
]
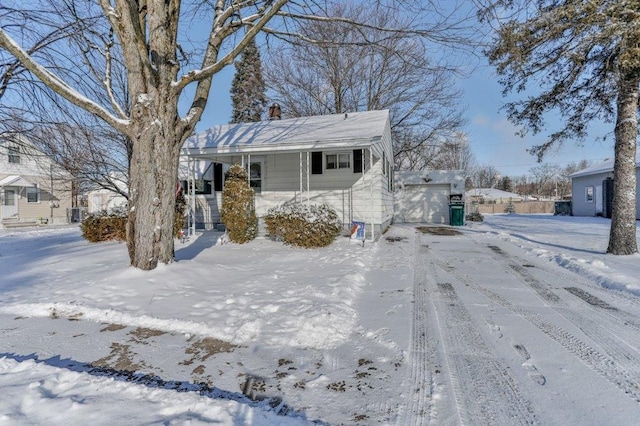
[
  {"left": 249, "top": 161, "right": 262, "bottom": 193},
  {"left": 8, "top": 146, "right": 20, "bottom": 164},
  {"left": 585, "top": 186, "right": 594, "bottom": 203},
  {"left": 326, "top": 153, "right": 350, "bottom": 170},
  {"left": 26, "top": 187, "right": 39, "bottom": 203}
]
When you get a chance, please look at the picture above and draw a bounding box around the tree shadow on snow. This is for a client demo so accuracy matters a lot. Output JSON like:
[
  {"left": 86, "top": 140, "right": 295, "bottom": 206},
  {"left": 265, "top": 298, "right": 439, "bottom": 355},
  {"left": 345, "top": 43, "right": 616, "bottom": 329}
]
[
  {"left": 0, "top": 352, "right": 324, "bottom": 424},
  {"left": 174, "top": 230, "right": 221, "bottom": 261}
]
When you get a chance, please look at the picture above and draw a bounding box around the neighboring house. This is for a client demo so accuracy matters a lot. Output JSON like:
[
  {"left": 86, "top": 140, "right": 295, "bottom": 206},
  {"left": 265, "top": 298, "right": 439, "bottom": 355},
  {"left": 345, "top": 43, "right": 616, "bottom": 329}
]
[
  {"left": 394, "top": 171, "right": 465, "bottom": 224},
  {"left": 86, "top": 172, "right": 128, "bottom": 214},
  {"left": 570, "top": 158, "right": 635, "bottom": 219},
  {"left": 0, "top": 134, "right": 73, "bottom": 226},
  {"left": 466, "top": 188, "right": 524, "bottom": 204},
  {"left": 182, "top": 110, "right": 395, "bottom": 240}
]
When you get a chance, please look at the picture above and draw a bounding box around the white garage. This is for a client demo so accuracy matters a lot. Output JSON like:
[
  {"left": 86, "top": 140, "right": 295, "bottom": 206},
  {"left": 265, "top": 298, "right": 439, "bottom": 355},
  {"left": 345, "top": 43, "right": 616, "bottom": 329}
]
[{"left": 394, "top": 171, "right": 465, "bottom": 224}]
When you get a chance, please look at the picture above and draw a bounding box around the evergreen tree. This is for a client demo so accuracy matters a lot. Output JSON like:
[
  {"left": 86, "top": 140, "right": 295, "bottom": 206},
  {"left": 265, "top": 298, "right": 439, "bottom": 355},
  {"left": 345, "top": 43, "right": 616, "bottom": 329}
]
[
  {"left": 482, "top": 0, "right": 640, "bottom": 255},
  {"left": 499, "top": 176, "right": 514, "bottom": 193},
  {"left": 220, "top": 164, "right": 258, "bottom": 244},
  {"left": 230, "top": 38, "right": 267, "bottom": 123}
]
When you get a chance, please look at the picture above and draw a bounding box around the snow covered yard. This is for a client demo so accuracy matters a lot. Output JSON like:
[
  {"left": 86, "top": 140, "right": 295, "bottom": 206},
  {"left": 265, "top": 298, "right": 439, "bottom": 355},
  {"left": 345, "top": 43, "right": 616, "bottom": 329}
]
[{"left": 1, "top": 213, "right": 640, "bottom": 424}]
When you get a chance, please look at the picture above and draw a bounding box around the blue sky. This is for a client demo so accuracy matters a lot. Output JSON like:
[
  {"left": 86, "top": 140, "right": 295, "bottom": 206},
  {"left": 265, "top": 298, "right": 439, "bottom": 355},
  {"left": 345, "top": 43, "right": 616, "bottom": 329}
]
[
  {"left": 193, "top": 52, "right": 615, "bottom": 179},
  {"left": 461, "top": 63, "right": 614, "bottom": 177}
]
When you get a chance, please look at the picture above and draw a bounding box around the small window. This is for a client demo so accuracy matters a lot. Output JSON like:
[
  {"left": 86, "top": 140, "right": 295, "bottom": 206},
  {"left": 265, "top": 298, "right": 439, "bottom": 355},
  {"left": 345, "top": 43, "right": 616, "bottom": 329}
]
[
  {"left": 196, "top": 179, "right": 212, "bottom": 194},
  {"left": 8, "top": 146, "right": 20, "bottom": 164},
  {"left": 326, "top": 153, "right": 350, "bottom": 170},
  {"left": 26, "top": 187, "right": 39, "bottom": 203},
  {"left": 585, "top": 186, "right": 594, "bottom": 203}
]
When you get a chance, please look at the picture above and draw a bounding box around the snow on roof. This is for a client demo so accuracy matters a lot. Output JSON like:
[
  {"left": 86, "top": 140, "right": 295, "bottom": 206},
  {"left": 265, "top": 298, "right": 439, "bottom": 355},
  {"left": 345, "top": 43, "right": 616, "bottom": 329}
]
[
  {"left": 569, "top": 155, "right": 640, "bottom": 178},
  {"left": 466, "top": 188, "right": 523, "bottom": 201},
  {"left": 0, "top": 175, "right": 35, "bottom": 187},
  {"left": 183, "top": 110, "right": 390, "bottom": 155}
]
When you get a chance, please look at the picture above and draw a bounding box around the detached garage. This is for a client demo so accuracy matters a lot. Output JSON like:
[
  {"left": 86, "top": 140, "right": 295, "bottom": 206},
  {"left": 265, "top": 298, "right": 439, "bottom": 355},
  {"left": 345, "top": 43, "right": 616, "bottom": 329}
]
[{"left": 394, "top": 171, "right": 465, "bottom": 224}]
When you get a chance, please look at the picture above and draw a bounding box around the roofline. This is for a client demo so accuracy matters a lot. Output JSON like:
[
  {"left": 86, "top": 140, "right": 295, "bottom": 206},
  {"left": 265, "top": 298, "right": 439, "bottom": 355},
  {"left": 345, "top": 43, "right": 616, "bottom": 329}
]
[{"left": 182, "top": 137, "right": 380, "bottom": 157}]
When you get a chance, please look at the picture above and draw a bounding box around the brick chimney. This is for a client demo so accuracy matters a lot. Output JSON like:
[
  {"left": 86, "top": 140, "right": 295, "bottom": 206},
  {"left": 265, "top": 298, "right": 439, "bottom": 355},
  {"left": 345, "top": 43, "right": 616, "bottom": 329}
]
[{"left": 268, "top": 103, "right": 281, "bottom": 120}]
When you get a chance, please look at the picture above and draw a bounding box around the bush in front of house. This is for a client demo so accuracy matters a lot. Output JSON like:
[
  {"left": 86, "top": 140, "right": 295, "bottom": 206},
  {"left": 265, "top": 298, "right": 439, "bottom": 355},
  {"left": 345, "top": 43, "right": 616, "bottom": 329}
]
[
  {"left": 220, "top": 164, "right": 258, "bottom": 244},
  {"left": 81, "top": 212, "right": 128, "bottom": 242},
  {"left": 82, "top": 192, "right": 188, "bottom": 243},
  {"left": 264, "top": 203, "right": 343, "bottom": 248}
]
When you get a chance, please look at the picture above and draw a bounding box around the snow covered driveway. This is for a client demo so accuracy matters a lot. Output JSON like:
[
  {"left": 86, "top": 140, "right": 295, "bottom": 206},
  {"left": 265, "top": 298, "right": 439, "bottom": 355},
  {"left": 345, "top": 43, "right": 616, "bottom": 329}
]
[
  {"left": 1, "top": 216, "right": 640, "bottom": 424},
  {"left": 400, "top": 222, "right": 640, "bottom": 425}
]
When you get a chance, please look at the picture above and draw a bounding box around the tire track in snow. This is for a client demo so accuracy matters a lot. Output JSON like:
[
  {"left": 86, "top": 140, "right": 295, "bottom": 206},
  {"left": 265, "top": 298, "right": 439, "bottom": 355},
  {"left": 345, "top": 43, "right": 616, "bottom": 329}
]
[
  {"left": 483, "top": 243, "right": 640, "bottom": 381},
  {"left": 401, "top": 235, "right": 537, "bottom": 425},
  {"left": 398, "top": 237, "right": 438, "bottom": 425},
  {"left": 434, "top": 245, "right": 640, "bottom": 404}
]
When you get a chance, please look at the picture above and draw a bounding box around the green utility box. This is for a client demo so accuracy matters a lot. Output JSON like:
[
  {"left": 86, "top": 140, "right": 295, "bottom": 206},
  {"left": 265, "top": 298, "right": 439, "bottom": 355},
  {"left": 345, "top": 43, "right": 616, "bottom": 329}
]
[
  {"left": 449, "top": 194, "right": 465, "bottom": 226},
  {"left": 449, "top": 204, "right": 465, "bottom": 226}
]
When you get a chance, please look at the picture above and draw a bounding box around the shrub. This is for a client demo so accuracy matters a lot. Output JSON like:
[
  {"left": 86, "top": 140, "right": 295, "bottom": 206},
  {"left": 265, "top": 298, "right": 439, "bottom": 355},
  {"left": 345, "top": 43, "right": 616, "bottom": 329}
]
[
  {"left": 220, "top": 164, "right": 258, "bottom": 244},
  {"left": 264, "top": 203, "right": 343, "bottom": 248},
  {"left": 82, "top": 192, "right": 188, "bottom": 243},
  {"left": 465, "top": 211, "right": 484, "bottom": 222},
  {"left": 81, "top": 212, "right": 127, "bottom": 242}
]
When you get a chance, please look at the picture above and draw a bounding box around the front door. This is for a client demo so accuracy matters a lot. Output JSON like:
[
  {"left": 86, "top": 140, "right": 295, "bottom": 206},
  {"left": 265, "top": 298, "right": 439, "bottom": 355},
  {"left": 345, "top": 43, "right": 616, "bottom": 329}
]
[{"left": 1, "top": 187, "right": 18, "bottom": 218}]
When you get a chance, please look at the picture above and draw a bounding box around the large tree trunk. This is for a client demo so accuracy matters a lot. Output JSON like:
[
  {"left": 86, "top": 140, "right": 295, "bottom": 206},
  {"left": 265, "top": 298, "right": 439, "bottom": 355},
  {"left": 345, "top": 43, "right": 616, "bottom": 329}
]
[
  {"left": 126, "top": 95, "right": 183, "bottom": 270},
  {"left": 607, "top": 76, "right": 639, "bottom": 255}
]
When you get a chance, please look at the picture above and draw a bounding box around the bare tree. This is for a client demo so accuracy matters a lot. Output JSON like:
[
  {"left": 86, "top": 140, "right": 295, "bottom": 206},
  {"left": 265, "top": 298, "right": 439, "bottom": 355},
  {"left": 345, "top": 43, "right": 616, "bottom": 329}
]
[
  {"left": 469, "top": 164, "right": 500, "bottom": 189},
  {"left": 263, "top": 2, "right": 467, "bottom": 170},
  {"left": 481, "top": 0, "right": 640, "bottom": 254},
  {"left": 1, "top": 0, "right": 475, "bottom": 269},
  {"left": 529, "top": 163, "right": 561, "bottom": 199},
  {"left": 429, "top": 133, "right": 476, "bottom": 173}
]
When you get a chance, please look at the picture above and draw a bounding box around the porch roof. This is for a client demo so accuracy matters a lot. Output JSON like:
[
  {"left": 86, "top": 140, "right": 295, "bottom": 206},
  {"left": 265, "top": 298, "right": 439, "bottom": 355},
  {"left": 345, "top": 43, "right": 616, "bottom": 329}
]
[
  {"left": 182, "top": 110, "right": 390, "bottom": 157},
  {"left": 0, "top": 175, "right": 35, "bottom": 187}
]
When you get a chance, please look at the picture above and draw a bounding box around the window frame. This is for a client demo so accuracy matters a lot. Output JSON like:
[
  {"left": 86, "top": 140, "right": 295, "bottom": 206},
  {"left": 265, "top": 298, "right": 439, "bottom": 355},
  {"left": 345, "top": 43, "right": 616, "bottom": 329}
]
[
  {"left": 26, "top": 186, "right": 40, "bottom": 203},
  {"left": 325, "top": 152, "right": 351, "bottom": 171},
  {"left": 8, "top": 145, "right": 20, "bottom": 164},
  {"left": 585, "top": 185, "right": 594, "bottom": 203}
]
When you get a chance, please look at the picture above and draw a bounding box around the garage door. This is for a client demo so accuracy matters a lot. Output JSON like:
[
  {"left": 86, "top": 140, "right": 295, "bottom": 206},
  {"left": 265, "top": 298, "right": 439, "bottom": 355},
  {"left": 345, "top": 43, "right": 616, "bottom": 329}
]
[{"left": 397, "top": 184, "right": 450, "bottom": 224}]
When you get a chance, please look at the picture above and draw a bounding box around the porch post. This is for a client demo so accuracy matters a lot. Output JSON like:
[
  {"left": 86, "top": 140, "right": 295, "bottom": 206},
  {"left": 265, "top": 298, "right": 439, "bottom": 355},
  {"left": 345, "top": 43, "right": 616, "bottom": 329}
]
[
  {"left": 299, "top": 152, "right": 303, "bottom": 204},
  {"left": 189, "top": 157, "right": 196, "bottom": 237},
  {"left": 247, "top": 154, "right": 251, "bottom": 186},
  {"left": 306, "top": 151, "right": 310, "bottom": 205},
  {"left": 370, "top": 147, "right": 374, "bottom": 242}
]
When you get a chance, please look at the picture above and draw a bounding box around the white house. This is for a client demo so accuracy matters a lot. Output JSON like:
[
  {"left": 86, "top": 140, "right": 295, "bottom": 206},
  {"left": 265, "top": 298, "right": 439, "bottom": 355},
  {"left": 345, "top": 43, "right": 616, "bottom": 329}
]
[
  {"left": 86, "top": 171, "right": 129, "bottom": 214},
  {"left": 394, "top": 170, "right": 465, "bottom": 224},
  {"left": 569, "top": 158, "right": 637, "bottom": 219},
  {"left": 0, "top": 134, "right": 73, "bottom": 226},
  {"left": 181, "top": 110, "right": 395, "bottom": 240}
]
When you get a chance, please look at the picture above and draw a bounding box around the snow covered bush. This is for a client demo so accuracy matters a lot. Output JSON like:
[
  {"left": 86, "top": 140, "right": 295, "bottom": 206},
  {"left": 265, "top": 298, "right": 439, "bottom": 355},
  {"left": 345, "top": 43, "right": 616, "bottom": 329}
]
[
  {"left": 264, "top": 203, "right": 343, "bottom": 248},
  {"left": 220, "top": 164, "right": 258, "bottom": 244}
]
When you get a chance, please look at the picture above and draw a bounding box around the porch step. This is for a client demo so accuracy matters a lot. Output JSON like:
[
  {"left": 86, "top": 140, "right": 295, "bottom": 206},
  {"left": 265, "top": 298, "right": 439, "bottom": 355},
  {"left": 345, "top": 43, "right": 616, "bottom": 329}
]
[{"left": 1, "top": 220, "right": 38, "bottom": 228}]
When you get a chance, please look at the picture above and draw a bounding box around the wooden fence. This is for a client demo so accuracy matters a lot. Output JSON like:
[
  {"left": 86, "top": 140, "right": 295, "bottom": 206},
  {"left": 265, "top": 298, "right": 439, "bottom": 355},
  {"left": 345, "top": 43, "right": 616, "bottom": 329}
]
[{"left": 467, "top": 201, "right": 556, "bottom": 215}]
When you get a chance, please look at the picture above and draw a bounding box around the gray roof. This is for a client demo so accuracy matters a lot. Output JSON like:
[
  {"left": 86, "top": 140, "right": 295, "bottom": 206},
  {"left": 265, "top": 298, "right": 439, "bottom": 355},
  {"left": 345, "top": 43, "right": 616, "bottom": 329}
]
[
  {"left": 183, "top": 110, "right": 390, "bottom": 156},
  {"left": 569, "top": 155, "right": 640, "bottom": 178}
]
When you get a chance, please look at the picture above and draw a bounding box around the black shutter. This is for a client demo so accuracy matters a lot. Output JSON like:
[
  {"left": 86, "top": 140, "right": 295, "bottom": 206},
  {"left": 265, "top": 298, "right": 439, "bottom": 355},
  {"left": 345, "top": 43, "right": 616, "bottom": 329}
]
[
  {"left": 311, "top": 152, "right": 323, "bottom": 174},
  {"left": 353, "top": 149, "right": 363, "bottom": 173},
  {"left": 214, "top": 163, "right": 223, "bottom": 191}
]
